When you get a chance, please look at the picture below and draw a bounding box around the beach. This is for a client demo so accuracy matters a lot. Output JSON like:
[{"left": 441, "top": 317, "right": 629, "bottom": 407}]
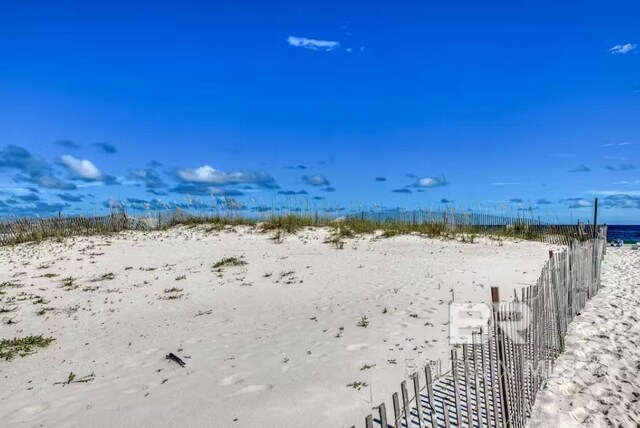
[
  {"left": 0, "top": 226, "right": 551, "bottom": 427},
  {"left": 529, "top": 245, "right": 640, "bottom": 427}
]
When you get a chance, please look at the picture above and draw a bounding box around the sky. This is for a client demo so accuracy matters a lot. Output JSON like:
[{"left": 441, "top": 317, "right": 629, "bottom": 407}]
[{"left": 0, "top": 1, "right": 639, "bottom": 224}]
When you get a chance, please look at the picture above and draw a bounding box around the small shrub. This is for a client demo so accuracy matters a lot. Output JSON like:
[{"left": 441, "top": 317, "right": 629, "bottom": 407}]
[
  {"left": 356, "top": 316, "right": 370, "bottom": 328},
  {"left": 346, "top": 381, "right": 369, "bottom": 390}
]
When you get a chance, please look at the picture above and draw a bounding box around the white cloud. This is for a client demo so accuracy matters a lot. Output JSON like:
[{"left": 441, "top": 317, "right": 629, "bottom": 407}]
[
  {"left": 610, "top": 43, "right": 637, "bottom": 54},
  {"left": 302, "top": 174, "right": 330, "bottom": 186},
  {"left": 559, "top": 197, "right": 593, "bottom": 208},
  {"left": 614, "top": 180, "right": 640, "bottom": 185},
  {"left": 414, "top": 176, "right": 448, "bottom": 188},
  {"left": 177, "top": 165, "right": 277, "bottom": 188},
  {"left": 178, "top": 165, "right": 228, "bottom": 183},
  {"left": 604, "top": 142, "right": 634, "bottom": 147},
  {"left": 287, "top": 36, "right": 339, "bottom": 51},
  {"left": 60, "top": 155, "right": 105, "bottom": 181},
  {"left": 588, "top": 190, "right": 640, "bottom": 196}
]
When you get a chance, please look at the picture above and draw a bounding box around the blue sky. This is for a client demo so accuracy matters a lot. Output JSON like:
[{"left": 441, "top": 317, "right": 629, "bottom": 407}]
[{"left": 0, "top": 1, "right": 639, "bottom": 224}]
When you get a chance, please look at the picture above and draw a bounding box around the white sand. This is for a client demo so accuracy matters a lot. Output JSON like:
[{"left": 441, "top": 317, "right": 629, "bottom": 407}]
[
  {"left": 529, "top": 246, "right": 640, "bottom": 427},
  {"left": 0, "top": 226, "right": 550, "bottom": 427}
]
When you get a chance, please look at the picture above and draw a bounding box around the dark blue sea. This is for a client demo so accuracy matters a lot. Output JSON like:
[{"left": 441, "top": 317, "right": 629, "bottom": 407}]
[{"left": 605, "top": 225, "right": 640, "bottom": 243}]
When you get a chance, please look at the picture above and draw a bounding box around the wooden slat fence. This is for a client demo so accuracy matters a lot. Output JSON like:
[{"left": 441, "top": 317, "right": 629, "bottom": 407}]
[
  {"left": 1, "top": 209, "right": 605, "bottom": 247},
  {"left": 353, "top": 210, "right": 602, "bottom": 246},
  {"left": 0, "top": 212, "right": 151, "bottom": 246},
  {"left": 355, "top": 227, "right": 607, "bottom": 428}
]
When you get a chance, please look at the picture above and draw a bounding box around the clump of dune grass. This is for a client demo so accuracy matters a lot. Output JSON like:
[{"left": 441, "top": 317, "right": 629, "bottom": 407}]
[
  {"left": 260, "top": 214, "right": 322, "bottom": 235},
  {"left": 356, "top": 316, "right": 370, "bottom": 328},
  {"left": 459, "top": 233, "right": 477, "bottom": 243},
  {"left": 324, "top": 231, "right": 345, "bottom": 249},
  {"left": 212, "top": 256, "right": 247, "bottom": 272},
  {"left": 88, "top": 272, "right": 115, "bottom": 283},
  {"left": 60, "top": 276, "right": 78, "bottom": 291},
  {"left": 0, "top": 335, "right": 55, "bottom": 361},
  {"left": 346, "top": 381, "right": 368, "bottom": 390},
  {"left": 0, "top": 281, "right": 23, "bottom": 290},
  {"left": 161, "top": 209, "right": 256, "bottom": 230},
  {"left": 162, "top": 287, "right": 184, "bottom": 300},
  {"left": 92, "top": 272, "right": 115, "bottom": 282}
]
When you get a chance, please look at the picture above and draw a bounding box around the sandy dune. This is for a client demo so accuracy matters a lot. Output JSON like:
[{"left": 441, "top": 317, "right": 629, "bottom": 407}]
[
  {"left": 529, "top": 246, "right": 640, "bottom": 427},
  {"left": 0, "top": 226, "right": 551, "bottom": 427}
]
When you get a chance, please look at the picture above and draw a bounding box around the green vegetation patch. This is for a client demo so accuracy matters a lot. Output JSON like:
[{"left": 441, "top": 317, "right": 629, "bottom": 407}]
[
  {"left": 212, "top": 256, "right": 247, "bottom": 272},
  {"left": 0, "top": 335, "right": 55, "bottom": 361}
]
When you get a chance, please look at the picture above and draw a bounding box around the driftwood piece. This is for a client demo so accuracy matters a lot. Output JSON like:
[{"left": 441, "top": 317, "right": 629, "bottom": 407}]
[{"left": 166, "top": 352, "right": 186, "bottom": 367}]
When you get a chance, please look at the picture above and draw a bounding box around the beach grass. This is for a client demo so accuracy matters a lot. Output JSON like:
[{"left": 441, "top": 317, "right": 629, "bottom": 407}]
[
  {"left": 0, "top": 207, "right": 586, "bottom": 247},
  {"left": 0, "top": 335, "right": 55, "bottom": 361}
]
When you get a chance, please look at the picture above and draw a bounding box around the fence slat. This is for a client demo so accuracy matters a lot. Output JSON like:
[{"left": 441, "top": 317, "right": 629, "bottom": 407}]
[
  {"left": 413, "top": 374, "right": 423, "bottom": 427},
  {"left": 392, "top": 392, "right": 401, "bottom": 428}
]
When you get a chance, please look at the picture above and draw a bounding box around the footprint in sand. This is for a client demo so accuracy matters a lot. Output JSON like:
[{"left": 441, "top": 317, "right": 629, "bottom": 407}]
[
  {"left": 234, "top": 384, "right": 274, "bottom": 395},
  {"left": 14, "top": 404, "right": 49, "bottom": 416},
  {"left": 346, "top": 343, "right": 369, "bottom": 351},
  {"left": 219, "top": 374, "right": 245, "bottom": 386},
  {"left": 123, "top": 384, "right": 150, "bottom": 395}
]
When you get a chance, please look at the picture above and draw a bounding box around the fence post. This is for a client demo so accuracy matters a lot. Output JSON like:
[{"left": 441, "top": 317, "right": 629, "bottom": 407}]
[
  {"left": 424, "top": 365, "right": 435, "bottom": 417},
  {"left": 451, "top": 349, "right": 462, "bottom": 424},
  {"left": 491, "top": 286, "right": 511, "bottom": 427},
  {"left": 593, "top": 198, "right": 598, "bottom": 239},
  {"left": 365, "top": 414, "right": 373, "bottom": 428},
  {"left": 401, "top": 381, "right": 411, "bottom": 427},
  {"left": 379, "top": 403, "right": 388, "bottom": 428}
]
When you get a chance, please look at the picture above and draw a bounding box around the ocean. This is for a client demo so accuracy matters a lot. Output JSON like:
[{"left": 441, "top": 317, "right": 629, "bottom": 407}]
[{"left": 605, "top": 225, "right": 640, "bottom": 243}]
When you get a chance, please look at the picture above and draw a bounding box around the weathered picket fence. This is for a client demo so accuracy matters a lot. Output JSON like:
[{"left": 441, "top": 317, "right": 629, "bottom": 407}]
[
  {"left": 0, "top": 212, "right": 151, "bottom": 246},
  {"left": 354, "top": 210, "right": 601, "bottom": 246},
  {"left": 0, "top": 209, "right": 605, "bottom": 249},
  {"left": 355, "top": 229, "right": 607, "bottom": 428}
]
